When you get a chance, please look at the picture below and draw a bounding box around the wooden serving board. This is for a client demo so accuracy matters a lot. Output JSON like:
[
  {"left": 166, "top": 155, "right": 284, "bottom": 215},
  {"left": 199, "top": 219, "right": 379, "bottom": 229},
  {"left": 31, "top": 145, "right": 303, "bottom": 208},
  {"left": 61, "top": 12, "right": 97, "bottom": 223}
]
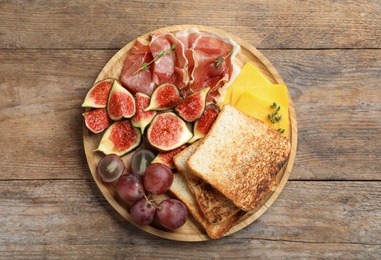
[{"left": 83, "top": 25, "right": 298, "bottom": 241}]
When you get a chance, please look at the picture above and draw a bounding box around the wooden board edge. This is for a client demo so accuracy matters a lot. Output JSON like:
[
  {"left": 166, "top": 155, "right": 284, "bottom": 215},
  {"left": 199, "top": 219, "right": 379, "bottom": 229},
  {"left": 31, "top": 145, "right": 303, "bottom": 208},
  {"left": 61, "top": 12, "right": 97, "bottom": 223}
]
[{"left": 82, "top": 24, "right": 298, "bottom": 241}]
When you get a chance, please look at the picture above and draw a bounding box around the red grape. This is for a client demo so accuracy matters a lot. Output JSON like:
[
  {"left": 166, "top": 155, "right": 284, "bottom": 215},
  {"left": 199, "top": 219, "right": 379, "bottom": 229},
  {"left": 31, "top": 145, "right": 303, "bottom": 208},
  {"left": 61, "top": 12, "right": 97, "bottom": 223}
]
[
  {"left": 130, "top": 149, "right": 155, "bottom": 177},
  {"left": 143, "top": 163, "right": 173, "bottom": 195},
  {"left": 130, "top": 198, "right": 157, "bottom": 226},
  {"left": 156, "top": 199, "right": 188, "bottom": 230},
  {"left": 97, "top": 154, "right": 125, "bottom": 183},
  {"left": 116, "top": 174, "right": 145, "bottom": 202}
]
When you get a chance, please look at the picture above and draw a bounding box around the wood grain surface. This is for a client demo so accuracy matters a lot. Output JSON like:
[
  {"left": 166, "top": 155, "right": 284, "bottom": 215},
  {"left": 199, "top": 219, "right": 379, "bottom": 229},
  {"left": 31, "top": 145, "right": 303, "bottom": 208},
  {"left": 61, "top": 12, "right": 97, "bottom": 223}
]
[
  {"left": 0, "top": 180, "right": 379, "bottom": 258},
  {"left": 0, "top": 0, "right": 380, "bottom": 258}
]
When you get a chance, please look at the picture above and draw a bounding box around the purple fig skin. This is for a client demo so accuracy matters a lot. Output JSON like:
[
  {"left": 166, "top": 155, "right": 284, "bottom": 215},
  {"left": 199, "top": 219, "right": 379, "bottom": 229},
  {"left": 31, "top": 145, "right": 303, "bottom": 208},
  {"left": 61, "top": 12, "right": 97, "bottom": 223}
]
[
  {"left": 175, "top": 87, "right": 209, "bottom": 122},
  {"left": 83, "top": 108, "right": 113, "bottom": 134},
  {"left": 151, "top": 145, "right": 187, "bottom": 169},
  {"left": 96, "top": 120, "right": 142, "bottom": 156},
  {"left": 144, "top": 83, "right": 183, "bottom": 111},
  {"left": 82, "top": 78, "right": 114, "bottom": 108},
  {"left": 146, "top": 112, "right": 193, "bottom": 152},
  {"left": 107, "top": 80, "right": 136, "bottom": 121},
  {"left": 131, "top": 92, "right": 157, "bottom": 134},
  {"left": 189, "top": 104, "right": 219, "bottom": 143}
]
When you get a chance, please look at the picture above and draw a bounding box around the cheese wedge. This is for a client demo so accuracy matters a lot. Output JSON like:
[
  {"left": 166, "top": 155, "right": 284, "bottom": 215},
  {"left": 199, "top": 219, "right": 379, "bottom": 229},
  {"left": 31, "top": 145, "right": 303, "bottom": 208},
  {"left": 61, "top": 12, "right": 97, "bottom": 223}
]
[
  {"left": 235, "top": 84, "right": 289, "bottom": 136},
  {"left": 221, "top": 62, "right": 273, "bottom": 107}
]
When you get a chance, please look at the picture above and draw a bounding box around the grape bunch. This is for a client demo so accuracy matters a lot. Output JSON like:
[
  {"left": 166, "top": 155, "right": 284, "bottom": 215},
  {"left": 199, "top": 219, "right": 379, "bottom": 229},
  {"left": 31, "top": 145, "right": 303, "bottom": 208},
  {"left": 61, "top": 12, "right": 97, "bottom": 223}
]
[{"left": 97, "top": 150, "right": 188, "bottom": 230}]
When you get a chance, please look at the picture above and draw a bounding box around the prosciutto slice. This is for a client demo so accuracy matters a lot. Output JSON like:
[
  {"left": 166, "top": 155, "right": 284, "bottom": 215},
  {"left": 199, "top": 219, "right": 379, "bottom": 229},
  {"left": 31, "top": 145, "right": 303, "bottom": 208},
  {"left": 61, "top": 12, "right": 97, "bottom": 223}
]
[
  {"left": 149, "top": 33, "right": 189, "bottom": 90},
  {"left": 119, "top": 38, "right": 155, "bottom": 96},
  {"left": 186, "top": 32, "right": 240, "bottom": 103},
  {"left": 176, "top": 28, "right": 201, "bottom": 72},
  {"left": 119, "top": 28, "right": 241, "bottom": 105}
]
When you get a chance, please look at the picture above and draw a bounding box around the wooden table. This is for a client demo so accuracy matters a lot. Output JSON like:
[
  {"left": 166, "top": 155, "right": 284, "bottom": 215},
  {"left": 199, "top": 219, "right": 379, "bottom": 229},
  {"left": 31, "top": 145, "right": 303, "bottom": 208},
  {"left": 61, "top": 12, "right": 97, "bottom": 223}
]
[{"left": 1, "top": 1, "right": 380, "bottom": 259}]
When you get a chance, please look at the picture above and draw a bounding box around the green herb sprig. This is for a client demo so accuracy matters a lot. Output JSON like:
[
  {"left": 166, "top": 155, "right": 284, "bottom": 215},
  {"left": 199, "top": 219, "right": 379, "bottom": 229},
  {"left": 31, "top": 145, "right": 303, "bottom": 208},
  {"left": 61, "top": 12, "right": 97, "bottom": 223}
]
[
  {"left": 134, "top": 44, "right": 176, "bottom": 74},
  {"left": 214, "top": 50, "right": 233, "bottom": 67},
  {"left": 267, "top": 102, "right": 285, "bottom": 134}
]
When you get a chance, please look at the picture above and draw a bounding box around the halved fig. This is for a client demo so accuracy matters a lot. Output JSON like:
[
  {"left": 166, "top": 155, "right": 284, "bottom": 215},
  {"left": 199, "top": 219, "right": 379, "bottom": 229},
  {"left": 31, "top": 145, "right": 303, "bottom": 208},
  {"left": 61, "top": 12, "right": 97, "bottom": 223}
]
[
  {"left": 82, "top": 78, "right": 114, "bottom": 108},
  {"left": 131, "top": 92, "right": 157, "bottom": 134},
  {"left": 147, "top": 112, "right": 193, "bottom": 151},
  {"left": 151, "top": 144, "right": 188, "bottom": 169},
  {"left": 175, "top": 87, "right": 209, "bottom": 122},
  {"left": 189, "top": 104, "right": 220, "bottom": 143},
  {"left": 83, "top": 108, "right": 113, "bottom": 134},
  {"left": 96, "top": 120, "right": 142, "bottom": 156},
  {"left": 107, "top": 80, "right": 136, "bottom": 121},
  {"left": 144, "top": 83, "right": 183, "bottom": 111}
]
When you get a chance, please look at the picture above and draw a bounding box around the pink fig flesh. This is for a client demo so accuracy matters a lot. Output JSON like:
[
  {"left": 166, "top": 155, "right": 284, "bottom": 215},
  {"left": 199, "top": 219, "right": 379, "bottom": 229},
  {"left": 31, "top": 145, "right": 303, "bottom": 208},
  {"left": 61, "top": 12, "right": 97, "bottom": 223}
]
[
  {"left": 151, "top": 144, "right": 188, "bottom": 169},
  {"left": 175, "top": 87, "right": 209, "bottom": 122},
  {"left": 83, "top": 108, "right": 113, "bottom": 134},
  {"left": 144, "top": 83, "right": 183, "bottom": 111},
  {"left": 96, "top": 120, "right": 142, "bottom": 156},
  {"left": 189, "top": 104, "right": 219, "bottom": 143},
  {"left": 107, "top": 80, "right": 136, "bottom": 121},
  {"left": 82, "top": 78, "right": 114, "bottom": 108},
  {"left": 131, "top": 92, "right": 157, "bottom": 133},
  {"left": 147, "top": 112, "right": 192, "bottom": 151}
]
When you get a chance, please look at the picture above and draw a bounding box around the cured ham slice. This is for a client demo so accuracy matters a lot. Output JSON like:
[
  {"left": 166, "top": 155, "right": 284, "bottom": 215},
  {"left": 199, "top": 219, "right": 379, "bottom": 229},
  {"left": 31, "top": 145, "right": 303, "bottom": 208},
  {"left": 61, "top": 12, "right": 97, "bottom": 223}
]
[
  {"left": 149, "top": 33, "right": 189, "bottom": 90},
  {"left": 176, "top": 28, "right": 201, "bottom": 71},
  {"left": 119, "top": 28, "right": 241, "bottom": 105},
  {"left": 176, "top": 28, "right": 201, "bottom": 50},
  {"left": 187, "top": 32, "right": 240, "bottom": 104},
  {"left": 119, "top": 38, "right": 156, "bottom": 96}
]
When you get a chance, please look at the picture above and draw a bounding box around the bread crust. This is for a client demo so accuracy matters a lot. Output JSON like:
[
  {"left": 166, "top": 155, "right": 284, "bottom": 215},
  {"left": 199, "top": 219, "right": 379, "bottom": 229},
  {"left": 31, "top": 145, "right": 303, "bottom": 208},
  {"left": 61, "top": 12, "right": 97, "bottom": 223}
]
[
  {"left": 174, "top": 142, "right": 240, "bottom": 224},
  {"left": 169, "top": 173, "right": 243, "bottom": 239},
  {"left": 187, "top": 105, "right": 290, "bottom": 211}
]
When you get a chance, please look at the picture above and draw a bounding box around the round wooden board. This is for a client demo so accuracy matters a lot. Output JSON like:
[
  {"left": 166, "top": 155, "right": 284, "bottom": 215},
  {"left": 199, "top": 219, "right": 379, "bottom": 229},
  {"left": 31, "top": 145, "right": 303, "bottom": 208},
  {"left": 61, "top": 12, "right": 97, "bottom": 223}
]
[{"left": 83, "top": 25, "right": 298, "bottom": 241}]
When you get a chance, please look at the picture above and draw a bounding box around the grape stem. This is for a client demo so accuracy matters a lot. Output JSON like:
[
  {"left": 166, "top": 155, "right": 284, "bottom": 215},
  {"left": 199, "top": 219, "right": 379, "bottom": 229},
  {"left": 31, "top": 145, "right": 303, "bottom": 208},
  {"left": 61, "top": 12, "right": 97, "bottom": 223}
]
[{"left": 140, "top": 189, "right": 161, "bottom": 209}]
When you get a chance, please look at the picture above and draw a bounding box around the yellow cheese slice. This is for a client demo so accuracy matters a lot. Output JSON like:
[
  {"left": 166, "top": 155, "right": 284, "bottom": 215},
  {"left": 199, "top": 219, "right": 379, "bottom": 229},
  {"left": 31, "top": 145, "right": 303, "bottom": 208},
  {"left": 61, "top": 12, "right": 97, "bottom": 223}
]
[
  {"left": 221, "top": 62, "right": 273, "bottom": 107},
  {"left": 235, "top": 84, "right": 289, "bottom": 136}
]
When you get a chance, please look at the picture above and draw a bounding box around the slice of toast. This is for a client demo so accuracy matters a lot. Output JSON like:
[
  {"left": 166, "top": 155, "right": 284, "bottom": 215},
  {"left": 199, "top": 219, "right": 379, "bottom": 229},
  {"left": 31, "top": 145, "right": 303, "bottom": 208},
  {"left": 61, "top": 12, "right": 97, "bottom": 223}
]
[
  {"left": 169, "top": 173, "right": 243, "bottom": 239},
  {"left": 173, "top": 141, "right": 240, "bottom": 224},
  {"left": 187, "top": 105, "right": 290, "bottom": 211}
]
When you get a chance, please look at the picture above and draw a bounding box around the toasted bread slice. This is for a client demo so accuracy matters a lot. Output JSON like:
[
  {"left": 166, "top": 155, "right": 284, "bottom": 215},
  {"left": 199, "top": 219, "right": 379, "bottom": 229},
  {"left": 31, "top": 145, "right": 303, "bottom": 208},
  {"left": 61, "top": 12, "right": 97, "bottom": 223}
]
[
  {"left": 173, "top": 142, "right": 240, "bottom": 224},
  {"left": 169, "top": 173, "right": 243, "bottom": 239},
  {"left": 187, "top": 105, "right": 290, "bottom": 211}
]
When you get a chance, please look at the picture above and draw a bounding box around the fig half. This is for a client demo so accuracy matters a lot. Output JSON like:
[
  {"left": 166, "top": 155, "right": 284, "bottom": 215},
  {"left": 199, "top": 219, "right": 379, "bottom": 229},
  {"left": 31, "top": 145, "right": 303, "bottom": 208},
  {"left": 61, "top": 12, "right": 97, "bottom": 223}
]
[
  {"left": 151, "top": 144, "right": 188, "bottom": 169},
  {"left": 83, "top": 108, "right": 113, "bottom": 134},
  {"left": 131, "top": 92, "right": 157, "bottom": 134},
  {"left": 144, "top": 83, "right": 183, "bottom": 111},
  {"left": 189, "top": 104, "right": 220, "bottom": 143},
  {"left": 175, "top": 87, "right": 210, "bottom": 122},
  {"left": 96, "top": 120, "right": 142, "bottom": 156},
  {"left": 107, "top": 80, "right": 136, "bottom": 121},
  {"left": 147, "top": 112, "right": 193, "bottom": 152},
  {"left": 82, "top": 78, "right": 114, "bottom": 108}
]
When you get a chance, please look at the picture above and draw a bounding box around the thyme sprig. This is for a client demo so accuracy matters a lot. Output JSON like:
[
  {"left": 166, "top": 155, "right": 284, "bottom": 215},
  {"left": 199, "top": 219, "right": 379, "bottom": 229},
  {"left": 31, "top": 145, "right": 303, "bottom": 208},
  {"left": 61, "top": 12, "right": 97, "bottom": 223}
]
[
  {"left": 214, "top": 50, "right": 233, "bottom": 67},
  {"left": 268, "top": 102, "right": 285, "bottom": 133},
  {"left": 134, "top": 44, "right": 176, "bottom": 74}
]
